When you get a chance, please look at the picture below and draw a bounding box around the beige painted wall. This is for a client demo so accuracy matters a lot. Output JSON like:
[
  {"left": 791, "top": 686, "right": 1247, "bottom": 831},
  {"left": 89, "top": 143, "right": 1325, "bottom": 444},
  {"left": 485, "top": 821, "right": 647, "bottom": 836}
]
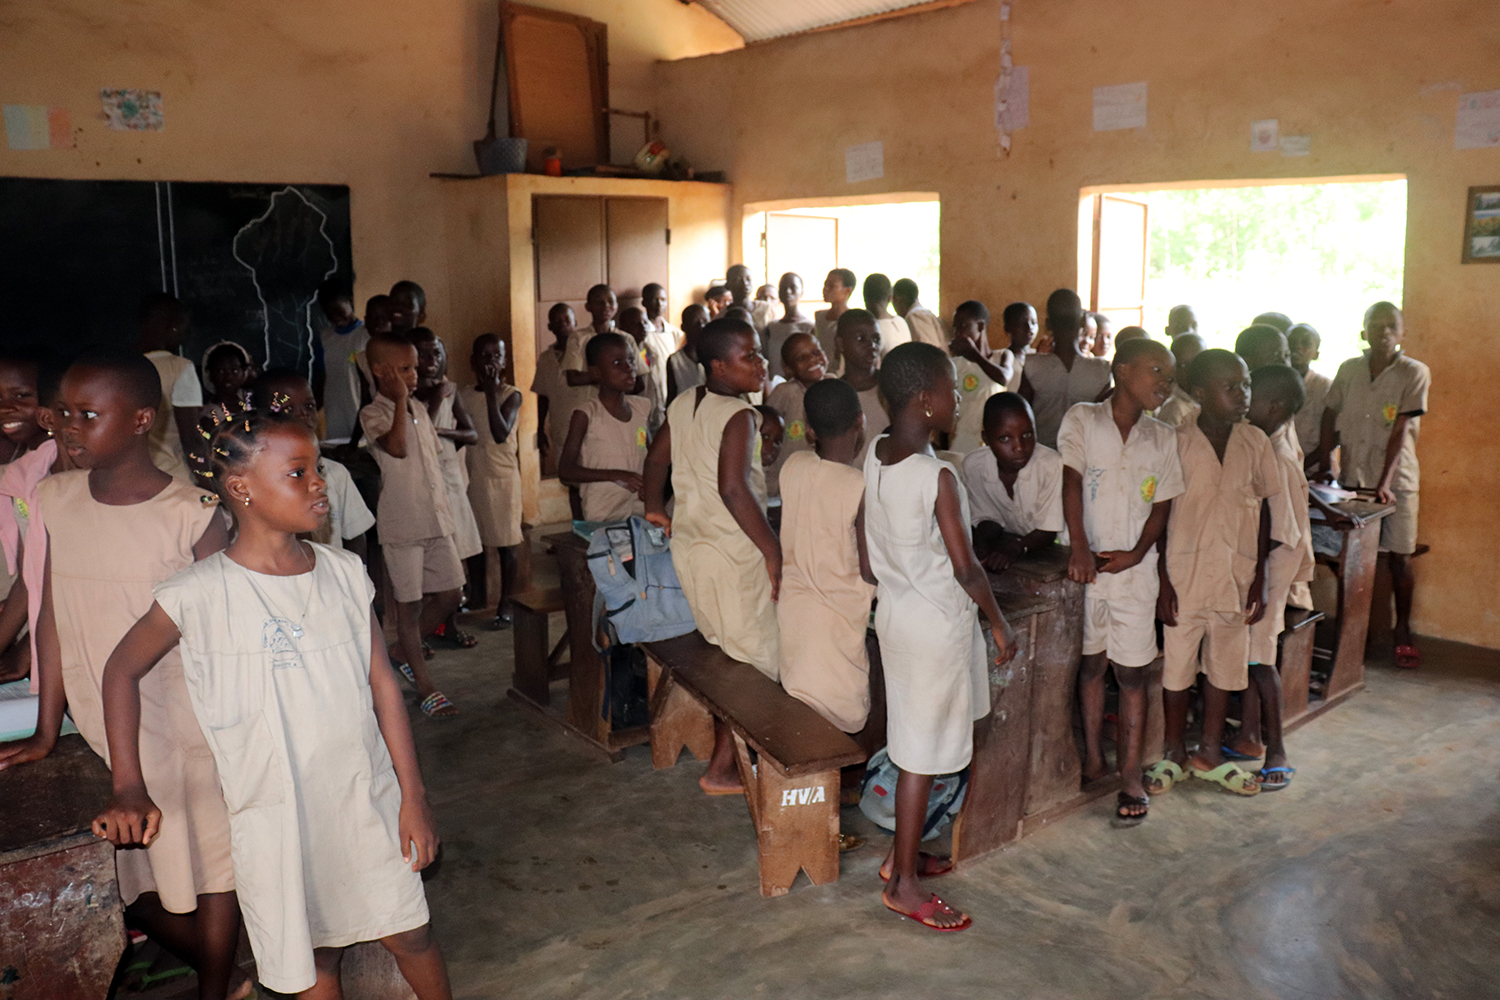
[
  {"left": 0, "top": 0, "right": 739, "bottom": 340},
  {"left": 654, "top": 0, "right": 1500, "bottom": 648}
]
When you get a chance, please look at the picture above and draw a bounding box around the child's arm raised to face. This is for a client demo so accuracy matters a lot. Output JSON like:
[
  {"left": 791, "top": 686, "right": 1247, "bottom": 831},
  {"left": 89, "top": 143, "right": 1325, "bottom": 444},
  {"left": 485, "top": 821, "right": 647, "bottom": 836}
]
[
  {"left": 367, "top": 612, "right": 440, "bottom": 871},
  {"left": 0, "top": 551, "right": 67, "bottom": 770},
  {"left": 1062, "top": 467, "right": 1097, "bottom": 585},
  {"left": 92, "top": 602, "right": 182, "bottom": 846},
  {"left": 719, "top": 410, "right": 782, "bottom": 600},
  {"left": 936, "top": 468, "right": 1015, "bottom": 664},
  {"left": 440, "top": 388, "right": 479, "bottom": 447},
  {"left": 371, "top": 362, "right": 411, "bottom": 459},
  {"left": 558, "top": 410, "right": 645, "bottom": 498},
  {"left": 642, "top": 418, "right": 673, "bottom": 532},
  {"left": 480, "top": 376, "right": 522, "bottom": 444}
]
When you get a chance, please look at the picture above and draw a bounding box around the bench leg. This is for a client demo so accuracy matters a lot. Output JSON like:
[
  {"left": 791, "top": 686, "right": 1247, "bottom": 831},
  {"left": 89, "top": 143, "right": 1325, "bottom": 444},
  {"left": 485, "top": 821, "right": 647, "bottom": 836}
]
[
  {"left": 647, "top": 658, "right": 714, "bottom": 770},
  {"left": 732, "top": 734, "right": 840, "bottom": 898},
  {"left": 511, "top": 605, "right": 551, "bottom": 706}
]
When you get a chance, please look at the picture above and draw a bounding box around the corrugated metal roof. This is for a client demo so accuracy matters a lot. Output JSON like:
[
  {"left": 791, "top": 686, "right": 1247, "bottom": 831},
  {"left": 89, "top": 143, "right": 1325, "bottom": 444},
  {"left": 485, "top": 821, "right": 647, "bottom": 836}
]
[{"left": 695, "top": 0, "right": 952, "bottom": 43}]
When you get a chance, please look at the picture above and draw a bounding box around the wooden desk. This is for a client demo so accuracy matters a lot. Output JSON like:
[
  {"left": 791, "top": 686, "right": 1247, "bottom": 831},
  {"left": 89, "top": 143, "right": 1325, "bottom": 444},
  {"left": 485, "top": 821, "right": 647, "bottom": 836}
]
[
  {"left": 505, "top": 531, "right": 649, "bottom": 761},
  {"left": 1310, "top": 499, "right": 1394, "bottom": 719},
  {"left": 0, "top": 735, "right": 124, "bottom": 1000}
]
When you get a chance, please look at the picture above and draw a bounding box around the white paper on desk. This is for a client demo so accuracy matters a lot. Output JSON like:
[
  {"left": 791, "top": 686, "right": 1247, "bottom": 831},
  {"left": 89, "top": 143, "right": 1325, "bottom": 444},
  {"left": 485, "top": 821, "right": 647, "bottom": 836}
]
[
  {"left": 845, "top": 141, "right": 884, "bottom": 184},
  {"left": 1250, "top": 119, "right": 1279, "bottom": 152},
  {"left": 1455, "top": 89, "right": 1500, "bottom": 150},
  {"left": 1280, "top": 134, "right": 1312, "bottom": 157},
  {"left": 1093, "top": 82, "right": 1147, "bottom": 131}
]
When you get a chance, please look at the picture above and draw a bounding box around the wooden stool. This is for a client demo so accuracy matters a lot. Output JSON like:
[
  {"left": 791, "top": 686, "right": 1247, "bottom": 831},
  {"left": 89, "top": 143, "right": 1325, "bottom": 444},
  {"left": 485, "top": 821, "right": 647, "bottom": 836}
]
[{"left": 510, "top": 587, "right": 569, "bottom": 706}]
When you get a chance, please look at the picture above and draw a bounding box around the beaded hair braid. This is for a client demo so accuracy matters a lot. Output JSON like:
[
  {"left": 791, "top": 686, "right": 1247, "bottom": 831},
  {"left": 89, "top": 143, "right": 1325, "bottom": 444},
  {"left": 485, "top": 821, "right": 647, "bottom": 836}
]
[{"left": 189, "top": 392, "right": 305, "bottom": 502}]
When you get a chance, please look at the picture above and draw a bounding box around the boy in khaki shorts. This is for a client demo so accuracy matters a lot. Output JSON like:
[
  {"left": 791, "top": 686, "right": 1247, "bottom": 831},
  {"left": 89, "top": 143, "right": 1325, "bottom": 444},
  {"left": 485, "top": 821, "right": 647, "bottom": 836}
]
[
  {"left": 1316, "top": 301, "right": 1430, "bottom": 669},
  {"left": 1158, "top": 350, "right": 1279, "bottom": 798},
  {"left": 360, "top": 333, "right": 464, "bottom": 718}
]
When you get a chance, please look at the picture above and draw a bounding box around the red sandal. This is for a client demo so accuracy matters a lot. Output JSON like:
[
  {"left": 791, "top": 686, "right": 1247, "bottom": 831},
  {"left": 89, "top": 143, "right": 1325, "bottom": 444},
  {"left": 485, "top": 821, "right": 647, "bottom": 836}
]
[{"left": 883, "top": 892, "right": 972, "bottom": 932}]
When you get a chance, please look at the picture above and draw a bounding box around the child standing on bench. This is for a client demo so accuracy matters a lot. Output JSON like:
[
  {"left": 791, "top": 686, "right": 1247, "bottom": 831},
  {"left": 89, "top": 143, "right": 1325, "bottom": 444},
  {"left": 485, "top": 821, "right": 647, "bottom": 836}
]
[
  {"left": 559, "top": 333, "right": 652, "bottom": 523},
  {"left": 862, "top": 342, "right": 1015, "bottom": 933},
  {"left": 644, "top": 316, "right": 781, "bottom": 797},
  {"left": 93, "top": 404, "right": 451, "bottom": 999}
]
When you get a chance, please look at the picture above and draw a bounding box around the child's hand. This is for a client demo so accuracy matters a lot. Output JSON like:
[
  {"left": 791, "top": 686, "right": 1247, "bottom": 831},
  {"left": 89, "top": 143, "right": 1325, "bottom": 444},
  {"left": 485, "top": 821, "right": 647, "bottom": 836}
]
[
  {"left": 1067, "top": 545, "right": 1098, "bottom": 584},
  {"left": 1095, "top": 549, "right": 1141, "bottom": 574},
  {"left": 614, "top": 472, "right": 645, "bottom": 497},
  {"left": 399, "top": 795, "right": 441, "bottom": 872},
  {"left": 980, "top": 550, "right": 1013, "bottom": 574},
  {"left": 1245, "top": 572, "right": 1268, "bottom": 625},
  {"left": 373, "top": 362, "right": 408, "bottom": 401},
  {"left": 1375, "top": 485, "right": 1396, "bottom": 505},
  {"left": 765, "top": 549, "right": 782, "bottom": 602},
  {"left": 0, "top": 734, "right": 54, "bottom": 772},
  {"left": 1157, "top": 577, "right": 1178, "bottom": 627},
  {"left": 644, "top": 511, "right": 672, "bottom": 536},
  {"left": 92, "top": 789, "right": 161, "bottom": 847},
  {"left": 952, "top": 337, "right": 982, "bottom": 363},
  {"left": 479, "top": 360, "right": 504, "bottom": 389},
  {"left": 990, "top": 621, "right": 1017, "bottom": 665}
]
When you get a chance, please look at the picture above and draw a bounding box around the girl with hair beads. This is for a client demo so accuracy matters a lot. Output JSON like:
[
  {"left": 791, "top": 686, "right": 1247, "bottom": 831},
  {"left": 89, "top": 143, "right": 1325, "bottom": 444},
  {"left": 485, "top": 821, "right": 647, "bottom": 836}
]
[
  {"left": 94, "top": 401, "right": 451, "bottom": 999},
  {"left": 863, "top": 342, "right": 1016, "bottom": 933},
  {"left": 200, "top": 341, "right": 256, "bottom": 423},
  {"left": 7, "top": 350, "right": 247, "bottom": 1000}
]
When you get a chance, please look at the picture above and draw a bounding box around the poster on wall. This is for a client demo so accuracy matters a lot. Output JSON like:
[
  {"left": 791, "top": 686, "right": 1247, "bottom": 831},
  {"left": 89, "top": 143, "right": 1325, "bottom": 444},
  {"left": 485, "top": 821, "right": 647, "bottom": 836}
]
[
  {"left": 1455, "top": 90, "right": 1500, "bottom": 150},
  {"left": 1461, "top": 186, "right": 1500, "bottom": 263},
  {"left": 1093, "top": 82, "right": 1147, "bottom": 131}
]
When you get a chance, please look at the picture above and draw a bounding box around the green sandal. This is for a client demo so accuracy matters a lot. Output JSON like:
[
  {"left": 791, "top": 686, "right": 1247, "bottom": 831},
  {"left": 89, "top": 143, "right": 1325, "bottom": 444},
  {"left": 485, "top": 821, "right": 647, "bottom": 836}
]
[
  {"left": 1190, "top": 760, "right": 1261, "bottom": 796},
  {"left": 1143, "top": 759, "right": 1185, "bottom": 795}
]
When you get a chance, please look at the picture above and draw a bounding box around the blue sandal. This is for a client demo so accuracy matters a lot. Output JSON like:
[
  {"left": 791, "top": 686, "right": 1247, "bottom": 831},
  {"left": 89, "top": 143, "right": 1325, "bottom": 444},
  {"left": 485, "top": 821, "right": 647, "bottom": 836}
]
[{"left": 1256, "top": 766, "right": 1296, "bottom": 791}]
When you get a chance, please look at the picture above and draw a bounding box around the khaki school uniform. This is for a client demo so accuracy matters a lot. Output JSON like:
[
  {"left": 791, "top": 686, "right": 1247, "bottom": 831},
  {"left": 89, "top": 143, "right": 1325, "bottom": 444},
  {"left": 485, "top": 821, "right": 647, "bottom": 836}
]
[
  {"left": 1154, "top": 385, "right": 1200, "bottom": 429},
  {"left": 951, "top": 356, "right": 1003, "bottom": 454},
  {"left": 144, "top": 350, "right": 202, "bottom": 482},
  {"left": 876, "top": 316, "right": 912, "bottom": 356},
  {"left": 764, "top": 317, "right": 815, "bottom": 382},
  {"left": 1057, "top": 402, "right": 1184, "bottom": 668},
  {"left": 1004, "top": 348, "right": 1026, "bottom": 393},
  {"left": 777, "top": 451, "right": 875, "bottom": 733},
  {"left": 431, "top": 379, "right": 483, "bottom": 560},
  {"left": 314, "top": 456, "right": 375, "bottom": 550},
  {"left": 764, "top": 379, "right": 815, "bottom": 498},
  {"left": 576, "top": 396, "right": 652, "bottom": 522},
  {"left": 36, "top": 471, "right": 234, "bottom": 912},
  {"left": 961, "top": 444, "right": 1066, "bottom": 541},
  {"left": 903, "top": 303, "right": 947, "bottom": 349},
  {"left": 532, "top": 346, "right": 587, "bottom": 468},
  {"left": 1293, "top": 369, "right": 1333, "bottom": 458},
  {"left": 1162, "top": 422, "right": 1280, "bottom": 692},
  {"left": 853, "top": 384, "right": 890, "bottom": 466},
  {"left": 155, "top": 546, "right": 428, "bottom": 995},
  {"left": 1024, "top": 353, "right": 1113, "bottom": 448},
  {"left": 666, "top": 390, "right": 779, "bottom": 679},
  {"left": 812, "top": 310, "right": 841, "bottom": 373},
  {"left": 1251, "top": 423, "right": 1316, "bottom": 665},
  {"left": 666, "top": 349, "right": 704, "bottom": 403},
  {"left": 463, "top": 385, "right": 524, "bottom": 547},
  {"left": 645, "top": 326, "right": 678, "bottom": 405},
  {"left": 1326, "top": 350, "right": 1429, "bottom": 555},
  {"left": 359, "top": 395, "right": 461, "bottom": 603}
]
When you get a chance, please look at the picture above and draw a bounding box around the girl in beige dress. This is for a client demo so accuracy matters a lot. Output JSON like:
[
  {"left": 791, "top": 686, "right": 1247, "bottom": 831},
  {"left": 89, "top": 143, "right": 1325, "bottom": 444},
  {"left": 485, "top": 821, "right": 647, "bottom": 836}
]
[
  {"left": 644, "top": 317, "right": 780, "bottom": 796},
  {"left": 94, "top": 408, "right": 451, "bottom": 999},
  {"left": 558, "top": 333, "right": 652, "bottom": 523},
  {"left": 463, "top": 335, "right": 524, "bottom": 629},
  {"left": 21, "top": 352, "right": 245, "bottom": 1000}
]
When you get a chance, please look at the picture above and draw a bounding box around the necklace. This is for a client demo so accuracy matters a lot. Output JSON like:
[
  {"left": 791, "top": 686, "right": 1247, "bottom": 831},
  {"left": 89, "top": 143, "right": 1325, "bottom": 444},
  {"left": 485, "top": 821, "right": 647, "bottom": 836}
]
[{"left": 241, "top": 542, "right": 315, "bottom": 638}]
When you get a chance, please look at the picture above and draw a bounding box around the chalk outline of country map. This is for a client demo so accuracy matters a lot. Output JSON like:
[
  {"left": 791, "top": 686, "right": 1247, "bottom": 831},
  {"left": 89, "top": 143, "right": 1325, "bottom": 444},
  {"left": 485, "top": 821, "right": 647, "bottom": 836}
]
[{"left": 231, "top": 186, "right": 339, "bottom": 375}]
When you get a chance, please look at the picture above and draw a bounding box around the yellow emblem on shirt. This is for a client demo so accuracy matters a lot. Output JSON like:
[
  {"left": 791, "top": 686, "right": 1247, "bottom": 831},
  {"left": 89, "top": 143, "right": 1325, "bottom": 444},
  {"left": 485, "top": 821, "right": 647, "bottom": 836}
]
[
  {"left": 788, "top": 420, "right": 806, "bottom": 441},
  {"left": 13, "top": 498, "right": 27, "bottom": 519},
  {"left": 636, "top": 426, "right": 648, "bottom": 449},
  {"left": 1382, "top": 403, "right": 1397, "bottom": 426},
  {"left": 962, "top": 373, "right": 980, "bottom": 393},
  {"left": 1140, "top": 475, "right": 1158, "bottom": 503}
]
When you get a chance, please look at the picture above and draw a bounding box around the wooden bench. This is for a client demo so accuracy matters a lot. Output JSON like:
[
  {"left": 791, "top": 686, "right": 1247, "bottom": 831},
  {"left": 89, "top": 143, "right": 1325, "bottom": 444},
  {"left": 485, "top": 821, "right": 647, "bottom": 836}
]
[
  {"left": 641, "top": 632, "right": 866, "bottom": 898},
  {"left": 509, "top": 586, "right": 570, "bottom": 707}
]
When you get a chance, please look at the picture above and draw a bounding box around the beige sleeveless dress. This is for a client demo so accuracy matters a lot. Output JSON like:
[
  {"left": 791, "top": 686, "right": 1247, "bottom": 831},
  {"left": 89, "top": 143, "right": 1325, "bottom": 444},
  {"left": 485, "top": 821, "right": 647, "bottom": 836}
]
[
  {"left": 462, "top": 385, "right": 523, "bottom": 547},
  {"left": 430, "top": 379, "right": 483, "bottom": 559},
  {"left": 577, "top": 395, "right": 652, "bottom": 523},
  {"left": 36, "top": 470, "right": 234, "bottom": 911},
  {"left": 666, "top": 389, "right": 779, "bottom": 679}
]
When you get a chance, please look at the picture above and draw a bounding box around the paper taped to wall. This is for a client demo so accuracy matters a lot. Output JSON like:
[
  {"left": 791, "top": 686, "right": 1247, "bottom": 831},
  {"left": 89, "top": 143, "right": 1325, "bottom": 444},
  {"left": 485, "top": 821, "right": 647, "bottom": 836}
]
[
  {"left": 101, "top": 89, "right": 163, "bottom": 131},
  {"left": 845, "top": 141, "right": 884, "bottom": 184},
  {"left": 1250, "top": 119, "right": 1278, "bottom": 152},
  {"left": 996, "top": 65, "right": 1029, "bottom": 132},
  {"left": 3, "top": 105, "right": 71, "bottom": 150},
  {"left": 1280, "top": 134, "right": 1311, "bottom": 157},
  {"left": 1455, "top": 90, "right": 1500, "bottom": 150},
  {"left": 1093, "top": 82, "right": 1147, "bottom": 131}
]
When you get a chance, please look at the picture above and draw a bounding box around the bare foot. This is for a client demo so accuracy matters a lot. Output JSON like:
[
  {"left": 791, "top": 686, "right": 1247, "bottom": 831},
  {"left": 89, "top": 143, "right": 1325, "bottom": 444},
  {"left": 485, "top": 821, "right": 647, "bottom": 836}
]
[
  {"left": 1259, "top": 751, "right": 1293, "bottom": 789},
  {"left": 879, "top": 852, "right": 954, "bottom": 882},
  {"left": 699, "top": 772, "right": 743, "bottom": 796},
  {"left": 228, "top": 973, "right": 256, "bottom": 1000}
]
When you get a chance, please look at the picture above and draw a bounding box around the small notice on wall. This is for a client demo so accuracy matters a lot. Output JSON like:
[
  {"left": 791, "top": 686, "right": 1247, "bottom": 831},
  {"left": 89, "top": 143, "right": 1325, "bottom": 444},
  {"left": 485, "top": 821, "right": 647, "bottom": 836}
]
[
  {"left": 3, "top": 105, "right": 72, "bottom": 150},
  {"left": 1455, "top": 90, "right": 1500, "bottom": 150},
  {"left": 1093, "top": 82, "right": 1147, "bottom": 131},
  {"left": 101, "top": 89, "right": 163, "bottom": 131},
  {"left": 845, "top": 141, "right": 884, "bottom": 184},
  {"left": 1280, "top": 134, "right": 1312, "bottom": 157},
  {"left": 996, "top": 66, "right": 1029, "bottom": 132},
  {"left": 1250, "top": 119, "right": 1278, "bottom": 152}
]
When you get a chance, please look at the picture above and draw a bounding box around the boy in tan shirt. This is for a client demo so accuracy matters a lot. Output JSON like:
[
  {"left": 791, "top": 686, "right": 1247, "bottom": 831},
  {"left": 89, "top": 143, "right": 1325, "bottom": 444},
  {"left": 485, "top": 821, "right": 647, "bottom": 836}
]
[{"left": 360, "top": 334, "right": 462, "bottom": 718}]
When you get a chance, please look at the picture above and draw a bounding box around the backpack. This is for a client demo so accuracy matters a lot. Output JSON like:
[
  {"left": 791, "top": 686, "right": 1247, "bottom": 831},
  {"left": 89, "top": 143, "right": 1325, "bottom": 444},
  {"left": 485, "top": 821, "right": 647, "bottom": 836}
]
[
  {"left": 585, "top": 516, "right": 697, "bottom": 645},
  {"left": 859, "top": 747, "right": 968, "bottom": 841}
]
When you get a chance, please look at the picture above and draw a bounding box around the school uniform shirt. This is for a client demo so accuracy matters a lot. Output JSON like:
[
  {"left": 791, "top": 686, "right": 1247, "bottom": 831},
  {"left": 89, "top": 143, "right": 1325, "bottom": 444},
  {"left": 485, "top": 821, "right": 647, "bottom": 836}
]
[
  {"left": 876, "top": 316, "right": 912, "bottom": 356},
  {"left": 903, "top": 302, "right": 947, "bottom": 349},
  {"left": 430, "top": 380, "right": 484, "bottom": 560},
  {"left": 1326, "top": 350, "right": 1429, "bottom": 492},
  {"left": 812, "top": 310, "right": 842, "bottom": 373},
  {"left": 144, "top": 350, "right": 203, "bottom": 481},
  {"left": 1004, "top": 348, "right": 1026, "bottom": 393},
  {"left": 854, "top": 384, "right": 891, "bottom": 466},
  {"left": 1024, "top": 353, "right": 1113, "bottom": 448},
  {"left": 1293, "top": 369, "right": 1333, "bottom": 457},
  {"left": 577, "top": 396, "right": 652, "bottom": 522},
  {"left": 358, "top": 394, "right": 455, "bottom": 545},
  {"left": 1056, "top": 402, "right": 1184, "bottom": 605},
  {"left": 1166, "top": 421, "right": 1280, "bottom": 615},
  {"left": 749, "top": 299, "right": 777, "bottom": 344},
  {"left": 666, "top": 349, "right": 704, "bottom": 402},
  {"left": 561, "top": 327, "right": 602, "bottom": 373},
  {"left": 1253, "top": 423, "right": 1317, "bottom": 663},
  {"left": 764, "top": 379, "right": 815, "bottom": 498},
  {"left": 950, "top": 356, "right": 1003, "bottom": 454},
  {"left": 319, "top": 322, "right": 370, "bottom": 444},
  {"left": 644, "top": 326, "right": 678, "bottom": 405},
  {"left": 463, "top": 385, "right": 524, "bottom": 548},
  {"left": 531, "top": 346, "right": 590, "bottom": 457},
  {"left": 961, "top": 444, "right": 1067, "bottom": 542},
  {"left": 763, "top": 317, "right": 815, "bottom": 381},
  {"left": 317, "top": 456, "right": 375, "bottom": 549},
  {"left": 1154, "top": 385, "right": 1200, "bottom": 429}
]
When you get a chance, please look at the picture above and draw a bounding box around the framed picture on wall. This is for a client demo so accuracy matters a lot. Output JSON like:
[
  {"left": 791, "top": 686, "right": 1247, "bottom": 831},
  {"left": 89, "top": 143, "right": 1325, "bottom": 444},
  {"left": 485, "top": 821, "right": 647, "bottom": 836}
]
[{"left": 1462, "top": 186, "right": 1500, "bottom": 263}]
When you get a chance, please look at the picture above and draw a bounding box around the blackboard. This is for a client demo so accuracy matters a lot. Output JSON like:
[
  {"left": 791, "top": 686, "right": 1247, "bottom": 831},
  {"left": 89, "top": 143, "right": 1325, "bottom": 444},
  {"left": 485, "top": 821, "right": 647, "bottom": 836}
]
[{"left": 0, "top": 178, "right": 353, "bottom": 377}]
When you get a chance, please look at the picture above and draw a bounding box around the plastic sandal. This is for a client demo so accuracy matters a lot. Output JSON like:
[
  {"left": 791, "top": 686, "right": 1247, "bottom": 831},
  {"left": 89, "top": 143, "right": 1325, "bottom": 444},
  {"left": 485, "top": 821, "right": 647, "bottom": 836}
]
[
  {"left": 1221, "top": 744, "right": 1263, "bottom": 762},
  {"left": 838, "top": 833, "right": 865, "bottom": 853},
  {"left": 1113, "top": 791, "right": 1149, "bottom": 826},
  {"left": 420, "top": 691, "right": 457, "bottom": 718},
  {"left": 1256, "top": 765, "right": 1296, "bottom": 790},
  {"left": 1190, "top": 760, "right": 1261, "bottom": 796},
  {"left": 1394, "top": 644, "right": 1422, "bottom": 669},
  {"left": 391, "top": 659, "right": 418, "bottom": 687},
  {"left": 883, "top": 892, "right": 972, "bottom": 932},
  {"left": 1143, "top": 759, "right": 1184, "bottom": 795}
]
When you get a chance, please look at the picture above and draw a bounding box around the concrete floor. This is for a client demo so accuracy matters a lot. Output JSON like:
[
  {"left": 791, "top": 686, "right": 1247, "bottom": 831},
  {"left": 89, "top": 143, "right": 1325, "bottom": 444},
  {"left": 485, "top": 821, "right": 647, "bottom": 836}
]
[{"left": 406, "top": 539, "right": 1500, "bottom": 1000}]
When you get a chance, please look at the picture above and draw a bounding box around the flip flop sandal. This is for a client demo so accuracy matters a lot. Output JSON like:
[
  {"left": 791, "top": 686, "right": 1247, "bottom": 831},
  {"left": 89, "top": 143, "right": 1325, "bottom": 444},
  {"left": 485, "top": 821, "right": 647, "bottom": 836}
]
[
  {"left": 883, "top": 892, "right": 972, "bottom": 933},
  {"left": 489, "top": 613, "right": 514, "bottom": 632},
  {"left": 838, "top": 833, "right": 865, "bottom": 853},
  {"left": 450, "top": 630, "right": 479, "bottom": 649},
  {"left": 1221, "top": 744, "right": 1263, "bottom": 762},
  {"left": 391, "top": 659, "right": 418, "bottom": 687},
  {"left": 1256, "top": 765, "right": 1296, "bottom": 791},
  {"left": 1113, "top": 791, "right": 1149, "bottom": 827},
  {"left": 1190, "top": 760, "right": 1261, "bottom": 796},
  {"left": 1394, "top": 644, "right": 1422, "bottom": 669},
  {"left": 879, "top": 852, "right": 955, "bottom": 883},
  {"left": 1143, "top": 759, "right": 1184, "bottom": 795},
  {"left": 421, "top": 641, "right": 436, "bottom": 660},
  {"left": 420, "top": 691, "right": 457, "bottom": 718}
]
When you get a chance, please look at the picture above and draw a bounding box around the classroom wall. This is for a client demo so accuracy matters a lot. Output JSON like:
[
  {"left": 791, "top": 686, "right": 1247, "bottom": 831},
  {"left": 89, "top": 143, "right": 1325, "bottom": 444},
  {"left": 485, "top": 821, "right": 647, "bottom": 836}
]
[
  {"left": 0, "top": 0, "right": 739, "bottom": 344},
  {"left": 653, "top": 0, "right": 1500, "bottom": 648}
]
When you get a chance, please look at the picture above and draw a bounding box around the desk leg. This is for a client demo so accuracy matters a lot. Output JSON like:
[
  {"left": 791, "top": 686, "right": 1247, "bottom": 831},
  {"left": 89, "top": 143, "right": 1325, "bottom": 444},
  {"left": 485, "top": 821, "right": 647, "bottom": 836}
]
[
  {"left": 555, "top": 550, "right": 608, "bottom": 744},
  {"left": 733, "top": 735, "right": 839, "bottom": 898},
  {"left": 1331, "top": 520, "right": 1380, "bottom": 700},
  {"left": 1280, "top": 625, "right": 1315, "bottom": 728}
]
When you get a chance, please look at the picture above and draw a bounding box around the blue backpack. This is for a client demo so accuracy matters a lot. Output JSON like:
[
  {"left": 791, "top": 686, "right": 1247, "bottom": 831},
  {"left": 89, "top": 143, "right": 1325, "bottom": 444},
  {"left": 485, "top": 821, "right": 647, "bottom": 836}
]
[{"left": 585, "top": 516, "right": 697, "bottom": 644}]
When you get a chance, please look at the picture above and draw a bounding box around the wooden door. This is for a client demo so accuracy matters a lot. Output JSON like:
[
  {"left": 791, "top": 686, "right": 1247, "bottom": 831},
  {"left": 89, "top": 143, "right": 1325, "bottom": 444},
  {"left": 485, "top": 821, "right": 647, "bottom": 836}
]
[
  {"left": 1090, "top": 194, "right": 1149, "bottom": 329},
  {"left": 605, "top": 197, "right": 669, "bottom": 306},
  {"left": 764, "top": 213, "right": 838, "bottom": 308},
  {"left": 534, "top": 195, "right": 604, "bottom": 355}
]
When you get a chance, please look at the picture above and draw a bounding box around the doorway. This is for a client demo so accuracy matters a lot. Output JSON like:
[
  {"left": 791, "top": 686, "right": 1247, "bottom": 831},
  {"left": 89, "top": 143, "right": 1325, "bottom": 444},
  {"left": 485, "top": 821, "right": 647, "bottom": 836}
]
[{"left": 1080, "top": 177, "right": 1407, "bottom": 374}]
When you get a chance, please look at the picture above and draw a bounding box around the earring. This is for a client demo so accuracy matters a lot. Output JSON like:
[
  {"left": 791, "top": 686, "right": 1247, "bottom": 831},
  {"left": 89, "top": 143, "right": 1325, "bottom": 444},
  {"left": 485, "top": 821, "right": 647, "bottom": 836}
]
[
  {"left": 925, "top": 407, "right": 933, "bottom": 418},
  {"left": 243, "top": 496, "right": 251, "bottom": 506}
]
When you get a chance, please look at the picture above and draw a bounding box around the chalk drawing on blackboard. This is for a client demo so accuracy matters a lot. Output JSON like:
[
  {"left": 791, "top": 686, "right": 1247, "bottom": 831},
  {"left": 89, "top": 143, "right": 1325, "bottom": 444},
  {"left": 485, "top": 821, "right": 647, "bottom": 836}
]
[{"left": 232, "top": 187, "right": 338, "bottom": 373}]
